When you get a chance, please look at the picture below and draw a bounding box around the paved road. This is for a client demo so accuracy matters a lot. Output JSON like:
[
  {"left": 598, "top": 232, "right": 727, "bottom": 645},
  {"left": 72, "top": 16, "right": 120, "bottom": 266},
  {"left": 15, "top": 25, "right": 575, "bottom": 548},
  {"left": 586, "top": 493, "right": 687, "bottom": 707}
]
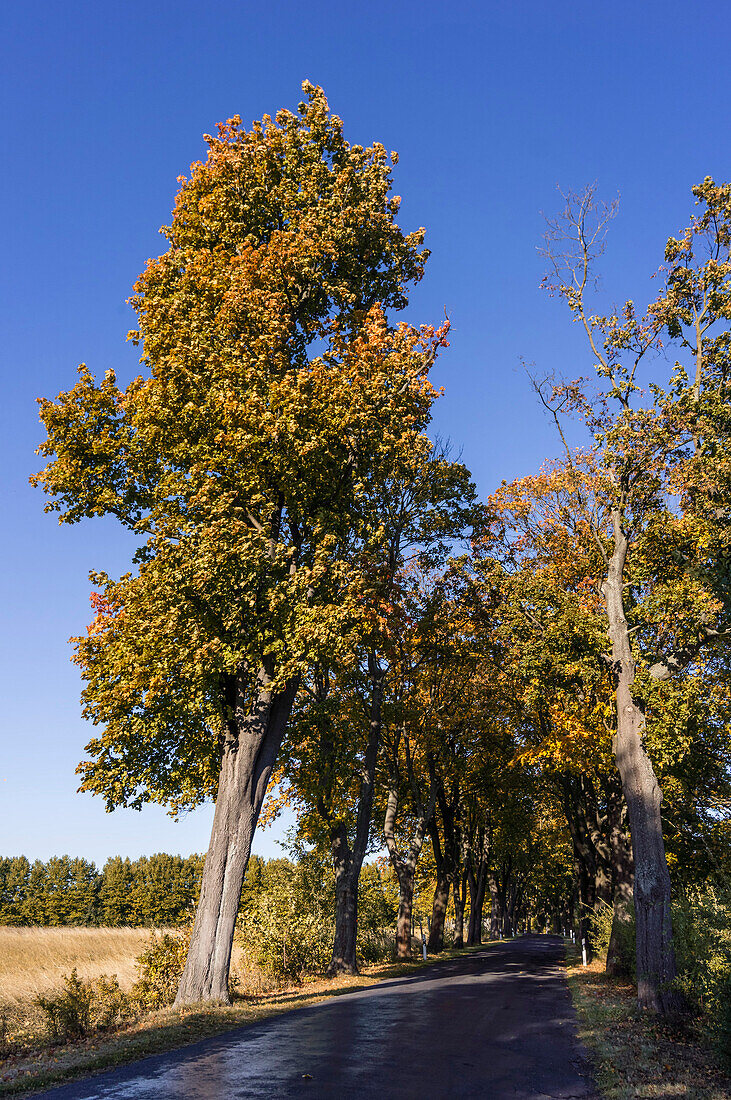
[{"left": 38, "top": 935, "right": 597, "bottom": 1099}]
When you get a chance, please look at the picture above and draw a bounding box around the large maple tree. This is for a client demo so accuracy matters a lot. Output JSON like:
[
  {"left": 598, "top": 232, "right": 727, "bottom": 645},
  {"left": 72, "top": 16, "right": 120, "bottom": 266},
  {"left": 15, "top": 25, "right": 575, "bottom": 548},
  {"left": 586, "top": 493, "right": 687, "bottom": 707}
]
[{"left": 33, "top": 84, "right": 448, "bottom": 1003}]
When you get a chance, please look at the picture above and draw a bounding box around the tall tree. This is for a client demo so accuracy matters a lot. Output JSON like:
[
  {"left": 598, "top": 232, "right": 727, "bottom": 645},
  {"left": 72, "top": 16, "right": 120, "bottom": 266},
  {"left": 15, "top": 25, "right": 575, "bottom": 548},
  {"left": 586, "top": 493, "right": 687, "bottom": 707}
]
[
  {"left": 33, "top": 85, "right": 441, "bottom": 1003},
  {"left": 527, "top": 179, "right": 731, "bottom": 1011},
  {"left": 275, "top": 452, "right": 474, "bottom": 972}
]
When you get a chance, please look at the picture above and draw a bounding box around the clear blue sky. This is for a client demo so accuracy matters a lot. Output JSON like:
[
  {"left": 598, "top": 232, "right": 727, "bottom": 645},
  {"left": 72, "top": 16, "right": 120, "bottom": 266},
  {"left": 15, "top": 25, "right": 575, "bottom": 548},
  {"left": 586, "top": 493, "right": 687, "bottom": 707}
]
[{"left": 1, "top": 0, "right": 728, "bottom": 866}]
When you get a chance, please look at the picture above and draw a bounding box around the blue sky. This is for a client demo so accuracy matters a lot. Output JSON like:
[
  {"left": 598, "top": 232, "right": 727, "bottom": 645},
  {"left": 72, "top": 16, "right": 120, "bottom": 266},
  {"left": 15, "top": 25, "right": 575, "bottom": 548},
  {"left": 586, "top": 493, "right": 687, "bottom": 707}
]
[{"left": 1, "top": 0, "right": 728, "bottom": 866}]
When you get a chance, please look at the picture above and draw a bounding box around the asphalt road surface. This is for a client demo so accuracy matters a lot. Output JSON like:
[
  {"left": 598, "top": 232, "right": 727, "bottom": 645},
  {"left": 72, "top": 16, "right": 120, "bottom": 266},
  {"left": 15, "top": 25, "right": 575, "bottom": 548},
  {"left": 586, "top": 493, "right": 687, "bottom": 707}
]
[{"left": 38, "top": 935, "right": 597, "bottom": 1100}]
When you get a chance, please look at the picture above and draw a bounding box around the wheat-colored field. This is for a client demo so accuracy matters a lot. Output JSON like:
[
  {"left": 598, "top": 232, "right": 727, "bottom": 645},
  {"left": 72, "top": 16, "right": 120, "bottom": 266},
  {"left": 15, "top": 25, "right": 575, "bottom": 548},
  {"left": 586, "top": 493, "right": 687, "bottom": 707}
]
[
  {"left": 0, "top": 925, "right": 251, "bottom": 1009},
  {"left": 0, "top": 926, "right": 155, "bottom": 1006}
]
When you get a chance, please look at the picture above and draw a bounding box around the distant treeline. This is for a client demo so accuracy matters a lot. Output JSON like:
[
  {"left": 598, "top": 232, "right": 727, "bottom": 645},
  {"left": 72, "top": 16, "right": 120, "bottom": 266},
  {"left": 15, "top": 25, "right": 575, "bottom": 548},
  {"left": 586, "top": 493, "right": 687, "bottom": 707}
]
[{"left": 0, "top": 854, "right": 205, "bottom": 926}]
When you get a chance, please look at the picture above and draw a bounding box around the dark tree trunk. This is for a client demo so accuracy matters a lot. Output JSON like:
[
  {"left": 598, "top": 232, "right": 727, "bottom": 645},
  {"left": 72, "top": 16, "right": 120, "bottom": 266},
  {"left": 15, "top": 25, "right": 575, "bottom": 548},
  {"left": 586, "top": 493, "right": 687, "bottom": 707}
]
[
  {"left": 559, "top": 772, "right": 611, "bottom": 962},
  {"left": 452, "top": 872, "right": 467, "bottom": 949},
  {"left": 604, "top": 514, "right": 682, "bottom": 1013},
  {"left": 327, "top": 655, "right": 383, "bottom": 975},
  {"left": 175, "top": 672, "right": 298, "bottom": 1005},
  {"left": 468, "top": 825, "right": 491, "bottom": 946},
  {"left": 382, "top": 733, "right": 436, "bottom": 961},
  {"left": 467, "top": 861, "right": 487, "bottom": 946},
  {"left": 488, "top": 877, "right": 501, "bottom": 939},
  {"left": 395, "top": 868, "right": 414, "bottom": 959},
  {"left": 495, "top": 856, "right": 513, "bottom": 937},
  {"left": 427, "top": 872, "right": 450, "bottom": 953},
  {"left": 577, "top": 856, "right": 596, "bottom": 960},
  {"left": 425, "top": 763, "right": 460, "bottom": 954},
  {"left": 606, "top": 785, "right": 635, "bottom": 977},
  {"left": 328, "top": 820, "right": 359, "bottom": 973},
  {"left": 504, "top": 882, "right": 520, "bottom": 937}
]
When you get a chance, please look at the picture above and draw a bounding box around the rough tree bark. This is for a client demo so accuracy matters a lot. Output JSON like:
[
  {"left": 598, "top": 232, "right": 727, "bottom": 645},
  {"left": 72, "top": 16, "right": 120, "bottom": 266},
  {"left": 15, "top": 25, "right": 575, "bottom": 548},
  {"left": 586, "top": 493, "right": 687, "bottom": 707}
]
[
  {"left": 383, "top": 788, "right": 431, "bottom": 959},
  {"left": 494, "top": 856, "right": 522, "bottom": 937},
  {"left": 427, "top": 869, "right": 450, "bottom": 953},
  {"left": 604, "top": 511, "right": 682, "bottom": 1013},
  {"left": 452, "top": 871, "right": 467, "bottom": 949},
  {"left": 559, "top": 773, "right": 613, "bottom": 962},
  {"left": 175, "top": 669, "right": 298, "bottom": 1005},
  {"left": 329, "top": 821, "right": 359, "bottom": 974}
]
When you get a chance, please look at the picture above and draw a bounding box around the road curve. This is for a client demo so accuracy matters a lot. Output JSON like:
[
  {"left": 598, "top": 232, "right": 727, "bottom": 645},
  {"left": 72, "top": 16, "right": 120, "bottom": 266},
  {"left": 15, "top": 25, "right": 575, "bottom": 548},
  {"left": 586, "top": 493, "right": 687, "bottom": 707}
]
[{"left": 37, "top": 935, "right": 597, "bottom": 1099}]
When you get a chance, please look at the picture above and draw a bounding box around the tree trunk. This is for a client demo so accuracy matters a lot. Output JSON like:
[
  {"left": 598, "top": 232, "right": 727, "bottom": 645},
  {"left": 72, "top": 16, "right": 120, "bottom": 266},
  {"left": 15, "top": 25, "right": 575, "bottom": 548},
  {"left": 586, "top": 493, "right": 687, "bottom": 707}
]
[
  {"left": 175, "top": 672, "right": 298, "bottom": 1005},
  {"left": 327, "top": 654, "right": 383, "bottom": 975},
  {"left": 382, "top": 749, "right": 435, "bottom": 962},
  {"left": 488, "top": 877, "right": 501, "bottom": 939},
  {"left": 466, "top": 829, "right": 489, "bottom": 946},
  {"left": 452, "top": 872, "right": 467, "bottom": 949},
  {"left": 395, "top": 868, "right": 414, "bottom": 959},
  {"left": 330, "top": 828, "right": 359, "bottom": 974},
  {"left": 467, "top": 861, "right": 487, "bottom": 945},
  {"left": 495, "top": 856, "right": 513, "bottom": 937},
  {"left": 606, "top": 788, "right": 635, "bottom": 977},
  {"left": 427, "top": 872, "right": 450, "bottom": 952},
  {"left": 577, "top": 856, "right": 596, "bottom": 960},
  {"left": 425, "top": 764, "right": 459, "bottom": 954},
  {"left": 559, "top": 773, "right": 609, "bottom": 961},
  {"left": 604, "top": 514, "right": 682, "bottom": 1013}
]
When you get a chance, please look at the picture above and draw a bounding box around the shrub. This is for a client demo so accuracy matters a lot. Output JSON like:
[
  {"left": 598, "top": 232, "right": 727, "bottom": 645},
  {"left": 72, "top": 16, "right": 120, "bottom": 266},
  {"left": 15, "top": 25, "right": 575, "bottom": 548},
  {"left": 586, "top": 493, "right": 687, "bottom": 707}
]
[
  {"left": 588, "top": 898, "right": 635, "bottom": 976},
  {"left": 588, "top": 899, "right": 614, "bottom": 958},
  {"left": 35, "top": 969, "right": 133, "bottom": 1043},
  {"left": 35, "top": 969, "right": 92, "bottom": 1041},
  {"left": 591, "top": 887, "right": 731, "bottom": 1062},
  {"left": 237, "top": 902, "right": 333, "bottom": 983},
  {"left": 131, "top": 929, "right": 191, "bottom": 1010},
  {"left": 236, "top": 856, "right": 337, "bottom": 983},
  {"left": 358, "top": 928, "right": 392, "bottom": 964},
  {"left": 91, "top": 973, "right": 134, "bottom": 1030},
  {"left": 672, "top": 888, "right": 731, "bottom": 1051}
]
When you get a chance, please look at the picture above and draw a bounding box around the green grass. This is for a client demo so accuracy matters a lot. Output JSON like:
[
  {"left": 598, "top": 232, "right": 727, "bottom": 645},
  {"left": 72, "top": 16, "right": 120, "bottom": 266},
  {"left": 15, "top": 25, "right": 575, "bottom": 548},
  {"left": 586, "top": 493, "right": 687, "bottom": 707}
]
[{"left": 564, "top": 941, "right": 731, "bottom": 1100}]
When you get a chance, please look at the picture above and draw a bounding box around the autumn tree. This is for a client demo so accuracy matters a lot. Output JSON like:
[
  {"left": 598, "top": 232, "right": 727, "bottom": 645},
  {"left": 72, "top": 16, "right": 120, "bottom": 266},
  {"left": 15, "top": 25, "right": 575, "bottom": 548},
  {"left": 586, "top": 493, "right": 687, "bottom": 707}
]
[
  {"left": 471, "top": 476, "right": 628, "bottom": 958},
  {"left": 529, "top": 179, "right": 731, "bottom": 1011},
  {"left": 274, "top": 450, "right": 474, "bottom": 972},
  {"left": 33, "top": 84, "right": 446, "bottom": 1003},
  {"left": 380, "top": 571, "right": 449, "bottom": 959}
]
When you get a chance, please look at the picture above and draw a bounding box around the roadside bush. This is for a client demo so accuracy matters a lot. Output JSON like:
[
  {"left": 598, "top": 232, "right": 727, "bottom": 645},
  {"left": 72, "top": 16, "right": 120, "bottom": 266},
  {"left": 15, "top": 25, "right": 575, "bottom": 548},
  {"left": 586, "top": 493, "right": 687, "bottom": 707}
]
[
  {"left": 35, "top": 969, "right": 133, "bottom": 1042},
  {"left": 591, "top": 888, "right": 731, "bottom": 1063},
  {"left": 36, "top": 969, "right": 92, "bottom": 1041},
  {"left": 589, "top": 899, "right": 635, "bottom": 976},
  {"left": 131, "top": 929, "right": 191, "bottom": 1010},
  {"left": 588, "top": 899, "right": 614, "bottom": 957},
  {"left": 238, "top": 901, "right": 333, "bottom": 983},
  {"left": 672, "top": 888, "right": 731, "bottom": 1056},
  {"left": 358, "top": 928, "right": 392, "bottom": 964},
  {"left": 91, "top": 973, "right": 134, "bottom": 1030},
  {"left": 237, "top": 857, "right": 335, "bottom": 983}
]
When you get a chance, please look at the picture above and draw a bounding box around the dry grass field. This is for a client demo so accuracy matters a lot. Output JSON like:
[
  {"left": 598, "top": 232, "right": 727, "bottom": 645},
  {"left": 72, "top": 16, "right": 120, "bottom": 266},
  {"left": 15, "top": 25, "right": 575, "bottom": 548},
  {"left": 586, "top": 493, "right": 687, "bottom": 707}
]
[{"left": 0, "top": 926, "right": 154, "bottom": 1007}]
